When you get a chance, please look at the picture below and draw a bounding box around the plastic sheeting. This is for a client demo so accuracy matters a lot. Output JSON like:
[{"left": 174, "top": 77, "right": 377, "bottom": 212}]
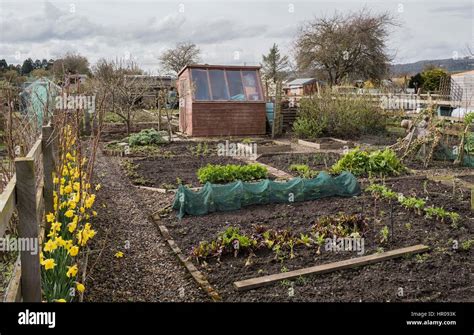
[{"left": 172, "top": 171, "right": 361, "bottom": 218}]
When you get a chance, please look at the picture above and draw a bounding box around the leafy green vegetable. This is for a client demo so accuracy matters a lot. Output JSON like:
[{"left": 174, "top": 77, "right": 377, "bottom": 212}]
[
  {"left": 331, "top": 147, "right": 405, "bottom": 177},
  {"left": 197, "top": 163, "right": 268, "bottom": 184},
  {"left": 289, "top": 164, "right": 318, "bottom": 178}
]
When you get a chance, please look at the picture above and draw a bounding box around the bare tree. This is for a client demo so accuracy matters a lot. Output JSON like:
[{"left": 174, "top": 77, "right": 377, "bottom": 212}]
[
  {"left": 159, "top": 42, "right": 200, "bottom": 75},
  {"left": 295, "top": 9, "right": 397, "bottom": 86},
  {"left": 52, "top": 52, "right": 91, "bottom": 80},
  {"left": 93, "top": 58, "right": 150, "bottom": 134}
]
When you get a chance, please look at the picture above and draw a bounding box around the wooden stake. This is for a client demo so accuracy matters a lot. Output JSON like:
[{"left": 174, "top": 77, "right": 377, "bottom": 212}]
[
  {"left": 42, "top": 125, "right": 54, "bottom": 232},
  {"left": 234, "top": 244, "right": 430, "bottom": 291},
  {"left": 15, "top": 157, "right": 41, "bottom": 302},
  {"left": 471, "top": 188, "right": 474, "bottom": 212}
]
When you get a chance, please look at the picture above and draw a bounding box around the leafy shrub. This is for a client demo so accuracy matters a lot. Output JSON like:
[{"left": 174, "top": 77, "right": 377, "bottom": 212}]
[
  {"left": 331, "top": 147, "right": 405, "bottom": 176},
  {"left": 293, "top": 117, "right": 326, "bottom": 139},
  {"left": 128, "top": 128, "right": 164, "bottom": 146},
  {"left": 293, "top": 92, "right": 386, "bottom": 139},
  {"left": 197, "top": 163, "right": 268, "bottom": 184}
]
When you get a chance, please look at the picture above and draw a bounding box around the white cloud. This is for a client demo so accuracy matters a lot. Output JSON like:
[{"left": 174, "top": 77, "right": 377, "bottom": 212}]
[{"left": 0, "top": 0, "right": 472, "bottom": 70}]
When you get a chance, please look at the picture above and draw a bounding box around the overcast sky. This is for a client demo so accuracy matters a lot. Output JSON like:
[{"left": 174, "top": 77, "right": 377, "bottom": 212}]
[{"left": 0, "top": 0, "right": 472, "bottom": 73}]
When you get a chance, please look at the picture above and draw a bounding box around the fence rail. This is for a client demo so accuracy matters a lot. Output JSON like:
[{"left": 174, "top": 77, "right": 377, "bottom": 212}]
[{"left": 0, "top": 125, "right": 55, "bottom": 302}]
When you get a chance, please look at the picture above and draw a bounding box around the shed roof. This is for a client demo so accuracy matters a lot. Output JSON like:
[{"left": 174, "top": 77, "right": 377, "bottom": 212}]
[
  {"left": 178, "top": 64, "right": 261, "bottom": 77},
  {"left": 451, "top": 70, "right": 474, "bottom": 77},
  {"left": 285, "top": 78, "right": 317, "bottom": 86}
]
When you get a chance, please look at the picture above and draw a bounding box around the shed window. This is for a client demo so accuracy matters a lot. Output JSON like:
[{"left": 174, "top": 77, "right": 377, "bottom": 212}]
[
  {"left": 242, "top": 71, "right": 262, "bottom": 101},
  {"left": 226, "top": 70, "right": 245, "bottom": 101},
  {"left": 190, "top": 68, "right": 262, "bottom": 102},
  {"left": 191, "top": 69, "right": 210, "bottom": 101},
  {"left": 209, "top": 70, "right": 229, "bottom": 100}
]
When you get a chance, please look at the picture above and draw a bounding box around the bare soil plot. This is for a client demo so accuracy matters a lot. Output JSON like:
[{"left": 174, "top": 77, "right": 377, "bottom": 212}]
[
  {"left": 134, "top": 155, "right": 247, "bottom": 188},
  {"left": 161, "top": 177, "right": 473, "bottom": 302}
]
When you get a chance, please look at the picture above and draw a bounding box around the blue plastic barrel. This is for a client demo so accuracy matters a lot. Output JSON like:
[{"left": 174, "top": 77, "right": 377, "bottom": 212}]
[{"left": 265, "top": 102, "right": 274, "bottom": 127}]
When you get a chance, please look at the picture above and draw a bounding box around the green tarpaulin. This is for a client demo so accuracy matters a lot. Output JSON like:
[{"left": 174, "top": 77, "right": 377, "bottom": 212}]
[{"left": 172, "top": 171, "right": 361, "bottom": 218}]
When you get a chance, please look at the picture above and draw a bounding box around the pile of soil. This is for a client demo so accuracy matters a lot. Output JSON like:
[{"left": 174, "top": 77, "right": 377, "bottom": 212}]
[{"left": 162, "top": 177, "right": 473, "bottom": 302}]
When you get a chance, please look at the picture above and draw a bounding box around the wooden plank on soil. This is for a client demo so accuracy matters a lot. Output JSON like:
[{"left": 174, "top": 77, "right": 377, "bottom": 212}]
[
  {"left": 253, "top": 161, "right": 292, "bottom": 179},
  {"left": 234, "top": 244, "right": 430, "bottom": 291},
  {"left": 150, "top": 213, "right": 222, "bottom": 302}
]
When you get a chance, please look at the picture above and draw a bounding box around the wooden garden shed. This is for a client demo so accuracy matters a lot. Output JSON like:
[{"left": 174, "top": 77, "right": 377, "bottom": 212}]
[{"left": 177, "top": 64, "right": 266, "bottom": 136}]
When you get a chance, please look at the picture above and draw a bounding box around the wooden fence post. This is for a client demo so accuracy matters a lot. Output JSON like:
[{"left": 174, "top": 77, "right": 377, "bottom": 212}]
[
  {"left": 42, "top": 125, "right": 54, "bottom": 231},
  {"left": 15, "top": 157, "right": 41, "bottom": 302}
]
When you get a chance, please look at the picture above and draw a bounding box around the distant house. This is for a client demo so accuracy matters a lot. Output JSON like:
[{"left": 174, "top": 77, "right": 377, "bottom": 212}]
[
  {"left": 65, "top": 74, "right": 88, "bottom": 86},
  {"left": 451, "top": 70, "right": 474, "bottom": 109},
  {"left": 123, "top": 75, "right": 174, "bottom": 108},
  {"left": 283, "top": 78, "right": 321, "bottom": 96},
  {"left": 177, "top": 64, "right": 266, "bottom": 137}
]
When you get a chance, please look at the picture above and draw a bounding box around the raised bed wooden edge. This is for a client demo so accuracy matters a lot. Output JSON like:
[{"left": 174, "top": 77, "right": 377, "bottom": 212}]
[{"left": 234, "top": 244, "right": 430, "bottom": 291}]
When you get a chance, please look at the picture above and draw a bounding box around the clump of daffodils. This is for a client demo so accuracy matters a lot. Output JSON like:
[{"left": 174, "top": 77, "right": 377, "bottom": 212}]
[{"left": 41, "top": 126, "right": 100, "bottom": 302}]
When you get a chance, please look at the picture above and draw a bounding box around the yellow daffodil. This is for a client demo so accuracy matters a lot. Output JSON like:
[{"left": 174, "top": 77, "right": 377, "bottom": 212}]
[
  {"left": 53, "top": 177, "right": 59, "bottom": 184},
  {"left": 51, "top": 221, "right": 61, "bottom": 232},
  {"left": 76, "top": 282, "right": 85, "bottom": 292},
  {"left": 64, "top": 240, "right": 73, "bottom": 250},
  {"left": 68, "top": 245, "right": 79, "bottom": 257},
  {"left": 55, "top": 236, "right": 66, "bottom": 247},
  {"left": 85, "top": 195, "right": 96, "bottom": 209},
  {"left": 43, "top": 239, "right": 57, "bottom": 253},
  {"left": 46, "top": 213, "right": 55, "bottom": 223},
  {"left": 87, "top": 229, "right": 96, "bottom": 239},
  {"left": 43, "top": 258, "right": 56, "bottom": 270},
  {"left": 65, "top": 210, "right": 74, "bottom": 218},
  {"left": 114, "top": 251, "right": 124, "bottom": 258},
  {"left": 68, "top": 200, "right": 77, "bottom": 210},
  {"left": 47, "top": 229, "right": 57, "bottom": 238},
  {"left": 76, "top": 230, "right": 83, "bottom": 245},
  {"left": 67, "top": 221, "right": 77, "bottom": 233},
  {"left": 73, "top": 182, "right": 80, "bottom": 192},
  {"left": 92, "top": 211, "right": 97, "bottom": 217},
  {"left": 64, "top": 185, "right": 73, "bottom": 194},
  {"left": 66, "top": 265, "right": 78, "bottom": 278}
]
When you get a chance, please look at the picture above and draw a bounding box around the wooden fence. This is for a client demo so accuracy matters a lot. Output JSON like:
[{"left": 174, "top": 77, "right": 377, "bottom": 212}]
[{"left": 1, "top": 125, "right": 55, "bottom": 302}]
